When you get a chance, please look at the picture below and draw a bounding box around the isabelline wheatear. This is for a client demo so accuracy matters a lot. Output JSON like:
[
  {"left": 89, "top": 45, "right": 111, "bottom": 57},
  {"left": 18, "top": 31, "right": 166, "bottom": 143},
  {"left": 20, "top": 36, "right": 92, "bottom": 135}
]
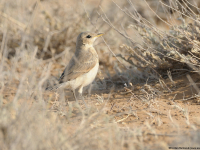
[{"left": 47, "top": 32, "right": 103, "bottom": 104}]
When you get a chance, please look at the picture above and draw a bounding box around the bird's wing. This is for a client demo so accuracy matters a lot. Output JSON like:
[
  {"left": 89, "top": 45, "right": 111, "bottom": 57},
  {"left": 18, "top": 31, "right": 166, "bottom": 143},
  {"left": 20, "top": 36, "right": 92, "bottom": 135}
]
[{"left": 59, "top": 48, "right": 98, "bottom": 83}]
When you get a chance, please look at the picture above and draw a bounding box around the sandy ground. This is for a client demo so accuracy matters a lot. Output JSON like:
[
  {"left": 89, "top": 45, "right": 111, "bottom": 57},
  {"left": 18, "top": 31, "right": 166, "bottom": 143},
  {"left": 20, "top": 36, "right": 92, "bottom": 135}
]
[
  {"left": 33, "top": 70, "right": 200, "bottom": 147},
  {"left": 2, "top": 58, "right": 200, "bottom": 149}
]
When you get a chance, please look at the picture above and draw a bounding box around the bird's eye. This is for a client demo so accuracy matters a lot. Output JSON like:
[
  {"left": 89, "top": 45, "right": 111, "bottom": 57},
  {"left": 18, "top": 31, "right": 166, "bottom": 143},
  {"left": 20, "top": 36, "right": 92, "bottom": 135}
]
[{"left": 86, "top": 35, "right": 91, "bottom": 38}]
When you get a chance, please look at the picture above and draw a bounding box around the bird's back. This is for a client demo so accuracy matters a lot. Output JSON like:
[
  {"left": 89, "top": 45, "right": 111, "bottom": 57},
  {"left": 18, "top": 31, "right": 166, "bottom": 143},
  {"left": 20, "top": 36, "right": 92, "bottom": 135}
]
[{"left": 59, "top": 47, "right": 98, "bottom": 84}]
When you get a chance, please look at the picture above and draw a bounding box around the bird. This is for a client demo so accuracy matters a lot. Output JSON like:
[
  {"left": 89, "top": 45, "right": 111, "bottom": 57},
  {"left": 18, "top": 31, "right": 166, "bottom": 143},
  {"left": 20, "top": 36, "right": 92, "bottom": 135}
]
[{"left": 46, "top": 32, "right": 103, "bottom": 105}]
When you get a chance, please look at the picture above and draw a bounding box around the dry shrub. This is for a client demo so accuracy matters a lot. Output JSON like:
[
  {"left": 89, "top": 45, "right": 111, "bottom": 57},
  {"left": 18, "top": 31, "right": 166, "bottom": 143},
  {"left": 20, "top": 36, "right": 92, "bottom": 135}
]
[
  {"left": 97, "top": 0, "right": 200, "bottom": 84},
  {"left": 0, "top": 0, "right": 200, "bottom": 149}
]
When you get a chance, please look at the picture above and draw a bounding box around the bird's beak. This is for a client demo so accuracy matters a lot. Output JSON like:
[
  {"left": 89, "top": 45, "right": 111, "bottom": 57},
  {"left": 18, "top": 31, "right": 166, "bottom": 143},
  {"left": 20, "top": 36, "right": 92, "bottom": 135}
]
[{"left": 95, "top": 33, "right": 104, "bottom": 37}]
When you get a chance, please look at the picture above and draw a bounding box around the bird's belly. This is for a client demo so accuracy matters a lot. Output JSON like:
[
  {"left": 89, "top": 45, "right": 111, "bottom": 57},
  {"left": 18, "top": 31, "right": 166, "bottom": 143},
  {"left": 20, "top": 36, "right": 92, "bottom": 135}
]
[
  {"left": 69, "top": 63, "right": 99, "bottom": 89},
  {"left": 82, "top": 62, "right": 99, "bottom": 86}
]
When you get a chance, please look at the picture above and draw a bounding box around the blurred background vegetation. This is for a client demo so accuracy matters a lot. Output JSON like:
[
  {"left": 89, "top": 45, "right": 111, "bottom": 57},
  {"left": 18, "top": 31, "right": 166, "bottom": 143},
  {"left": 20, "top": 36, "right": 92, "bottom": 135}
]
[{"left": 0, "top": 0, "right": 200, "bottom": 149}]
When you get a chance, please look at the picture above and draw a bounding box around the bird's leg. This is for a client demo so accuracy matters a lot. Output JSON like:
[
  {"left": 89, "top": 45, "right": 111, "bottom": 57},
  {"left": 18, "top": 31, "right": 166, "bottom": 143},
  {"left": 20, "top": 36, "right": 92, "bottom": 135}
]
[
  {"left": 72, "top": 89, "right": 78, "bottom": 102},
  {"left": 78, "top": 92, "right": 88, "bottom": 108},
  {"left": 78, "top": 86, "right": 88, "bottom": 108}
]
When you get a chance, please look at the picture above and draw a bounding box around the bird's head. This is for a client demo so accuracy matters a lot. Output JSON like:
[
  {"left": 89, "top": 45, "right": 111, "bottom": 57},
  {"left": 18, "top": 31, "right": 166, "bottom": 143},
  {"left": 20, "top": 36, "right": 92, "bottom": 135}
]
[{"left": 76, "top": 32, "right": 103, "bottom": 48}]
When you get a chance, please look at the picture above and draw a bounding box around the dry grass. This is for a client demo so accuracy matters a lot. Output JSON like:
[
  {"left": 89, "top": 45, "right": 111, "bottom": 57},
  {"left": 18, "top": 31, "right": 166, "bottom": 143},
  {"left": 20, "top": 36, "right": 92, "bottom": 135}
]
[{"left": 1, "top": 0, "right": 200, "bottom": 149}]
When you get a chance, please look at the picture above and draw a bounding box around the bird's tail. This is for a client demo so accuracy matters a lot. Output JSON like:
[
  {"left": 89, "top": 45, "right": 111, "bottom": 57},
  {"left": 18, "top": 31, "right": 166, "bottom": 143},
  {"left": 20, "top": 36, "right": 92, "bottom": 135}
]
[
  {"left": 45, "top": 82, "right": 70, "bottom": 91},
  {"left": 44, "top": 76, "right": 61, "bottom": 91},
  {"left": 45, "top": 84, "right": 61, "bottom": 91}
]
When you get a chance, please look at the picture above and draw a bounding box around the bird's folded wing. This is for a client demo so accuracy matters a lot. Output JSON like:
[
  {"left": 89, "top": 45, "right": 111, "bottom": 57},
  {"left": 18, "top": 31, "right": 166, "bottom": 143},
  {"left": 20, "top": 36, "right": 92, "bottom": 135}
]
[{"left": 59, "top": 49, "right": 98, "bottom": 83}]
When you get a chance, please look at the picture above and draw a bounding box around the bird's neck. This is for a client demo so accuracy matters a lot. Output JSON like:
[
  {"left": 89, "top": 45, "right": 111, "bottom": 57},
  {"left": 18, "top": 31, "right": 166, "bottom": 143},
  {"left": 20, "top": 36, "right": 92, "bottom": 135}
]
[{"left": 76, "top": 43, "right": 93, "bottom": 50}]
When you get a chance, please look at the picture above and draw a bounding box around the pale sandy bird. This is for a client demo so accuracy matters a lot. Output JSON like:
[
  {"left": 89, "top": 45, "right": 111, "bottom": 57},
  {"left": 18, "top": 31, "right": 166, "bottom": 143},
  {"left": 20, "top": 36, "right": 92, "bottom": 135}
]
[{"left": 47, "top": 32, "right": 103, "bottom": 104}]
